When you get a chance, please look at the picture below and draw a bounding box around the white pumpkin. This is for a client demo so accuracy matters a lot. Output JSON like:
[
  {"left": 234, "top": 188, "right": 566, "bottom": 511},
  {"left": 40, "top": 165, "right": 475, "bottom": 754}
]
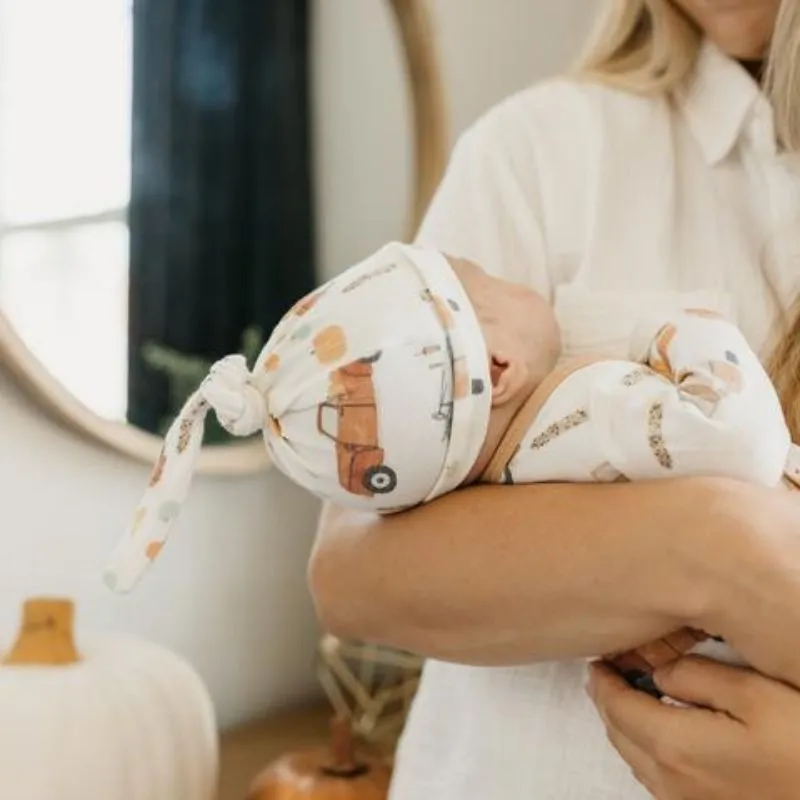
[{"left": 0, "top": 597, "right": 218, "bottom": 800}]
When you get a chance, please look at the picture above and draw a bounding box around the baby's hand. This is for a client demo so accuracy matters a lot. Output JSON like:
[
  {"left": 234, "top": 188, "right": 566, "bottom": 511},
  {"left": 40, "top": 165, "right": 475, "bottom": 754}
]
[{"left": 603, "top": 627, "right": 711, "bottom": 697}]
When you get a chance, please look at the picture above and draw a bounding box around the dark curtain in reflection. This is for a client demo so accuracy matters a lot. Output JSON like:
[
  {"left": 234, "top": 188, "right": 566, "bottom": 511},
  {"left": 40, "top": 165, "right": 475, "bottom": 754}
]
[{"left": 127, "top": 0, "right": 315, "bottom": 436}]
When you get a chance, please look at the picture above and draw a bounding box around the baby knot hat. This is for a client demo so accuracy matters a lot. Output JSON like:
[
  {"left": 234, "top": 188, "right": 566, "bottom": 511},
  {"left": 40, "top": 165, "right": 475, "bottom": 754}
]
[{"left": 103, "top": 242, "right": 492, "bottom": 593}]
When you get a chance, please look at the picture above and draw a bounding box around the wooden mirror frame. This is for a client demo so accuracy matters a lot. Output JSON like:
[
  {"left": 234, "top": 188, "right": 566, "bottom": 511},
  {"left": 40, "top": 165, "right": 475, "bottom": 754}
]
[{"left": 0, "top": 0, "right": 448, "bottom": 475}]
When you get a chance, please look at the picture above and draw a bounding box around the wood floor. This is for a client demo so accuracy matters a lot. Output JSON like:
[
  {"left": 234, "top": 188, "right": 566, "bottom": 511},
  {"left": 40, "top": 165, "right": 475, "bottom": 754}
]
[{"left": 218, "top": 703, "right": 331, "bottom": 800}]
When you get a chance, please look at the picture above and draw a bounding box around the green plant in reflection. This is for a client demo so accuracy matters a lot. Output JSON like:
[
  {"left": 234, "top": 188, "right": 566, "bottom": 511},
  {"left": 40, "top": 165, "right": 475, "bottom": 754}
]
[{"left": 141, "top": 326, "right": 264, "bottom": 444}]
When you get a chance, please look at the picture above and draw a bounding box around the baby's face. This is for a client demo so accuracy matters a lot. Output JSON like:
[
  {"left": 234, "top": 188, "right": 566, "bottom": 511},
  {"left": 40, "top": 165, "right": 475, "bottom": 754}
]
[{"left": 446, "top": 256, "right": 561, "bottom": 402}]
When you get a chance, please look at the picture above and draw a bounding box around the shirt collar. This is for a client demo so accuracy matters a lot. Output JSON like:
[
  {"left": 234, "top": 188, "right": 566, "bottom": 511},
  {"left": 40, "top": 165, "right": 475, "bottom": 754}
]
[{"left": 677, "top": 39, "right": 773, "bottom": 165}]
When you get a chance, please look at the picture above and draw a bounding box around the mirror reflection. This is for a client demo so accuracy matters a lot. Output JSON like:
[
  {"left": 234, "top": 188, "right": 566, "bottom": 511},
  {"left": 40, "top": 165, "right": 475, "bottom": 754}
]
[{"left": 0, "top": 0, "right": 319, "bottom": 442}]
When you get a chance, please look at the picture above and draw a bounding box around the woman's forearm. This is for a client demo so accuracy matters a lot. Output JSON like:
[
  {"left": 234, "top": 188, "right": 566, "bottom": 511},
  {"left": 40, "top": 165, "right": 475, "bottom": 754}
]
[{"left": 308, "top": 478, "right": 729, "bottom": 665}]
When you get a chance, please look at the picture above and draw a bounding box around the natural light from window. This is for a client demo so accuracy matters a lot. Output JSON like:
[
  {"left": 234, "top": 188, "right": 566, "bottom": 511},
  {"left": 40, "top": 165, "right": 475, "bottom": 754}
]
[{"left": 0, "top": 0, "right": 132, "bottom": 420}]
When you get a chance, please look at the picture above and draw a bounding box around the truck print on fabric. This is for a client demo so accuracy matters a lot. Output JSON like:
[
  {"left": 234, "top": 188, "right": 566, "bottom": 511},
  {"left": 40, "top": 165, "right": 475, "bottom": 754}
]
[{"left": 317, "top": 354, "right": 398, "bottom": 498}]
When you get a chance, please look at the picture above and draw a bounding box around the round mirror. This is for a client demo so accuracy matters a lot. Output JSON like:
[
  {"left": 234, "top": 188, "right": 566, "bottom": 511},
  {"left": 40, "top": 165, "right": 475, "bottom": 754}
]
[{"left": 0, "top": 0, "right": 447, "bottom": 473}]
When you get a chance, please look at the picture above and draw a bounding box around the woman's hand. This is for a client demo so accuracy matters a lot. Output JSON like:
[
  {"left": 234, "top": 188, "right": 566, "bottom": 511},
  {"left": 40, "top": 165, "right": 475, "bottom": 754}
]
[{"left": 588, "top": 657, "right": 800, "bottom": 800}]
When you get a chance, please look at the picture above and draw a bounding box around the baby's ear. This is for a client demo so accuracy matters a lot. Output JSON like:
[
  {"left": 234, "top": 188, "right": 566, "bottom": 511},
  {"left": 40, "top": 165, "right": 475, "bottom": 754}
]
[{"left": 490, "top": 353, "right": 529, "bottom": 407}]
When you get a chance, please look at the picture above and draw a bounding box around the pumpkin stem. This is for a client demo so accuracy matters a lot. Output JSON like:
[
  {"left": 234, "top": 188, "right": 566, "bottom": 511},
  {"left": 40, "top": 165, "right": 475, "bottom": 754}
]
[
  {"left": 2, "top": 597, "right": 81, "bottom": 667},
  {"left": 322, "top": 715, "right": 368, "bottom": 778}
]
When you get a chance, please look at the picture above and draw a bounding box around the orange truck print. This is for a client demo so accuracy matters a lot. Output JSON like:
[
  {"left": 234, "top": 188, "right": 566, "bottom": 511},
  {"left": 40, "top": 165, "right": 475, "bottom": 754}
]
[{"left": 317, "top": 353, "right": 398, "bottom": 497}]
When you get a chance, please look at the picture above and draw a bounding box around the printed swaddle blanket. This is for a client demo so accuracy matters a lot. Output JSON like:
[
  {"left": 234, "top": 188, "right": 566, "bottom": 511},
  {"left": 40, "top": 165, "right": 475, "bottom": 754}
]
[{"left": 479, "top": 307, "right": 794, "bottom": 689}]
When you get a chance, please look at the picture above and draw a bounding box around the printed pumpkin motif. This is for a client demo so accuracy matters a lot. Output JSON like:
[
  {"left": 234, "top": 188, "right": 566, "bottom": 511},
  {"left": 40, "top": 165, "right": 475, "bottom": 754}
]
[
  {"left": 145, "top": 541, "right": 164, "bottom": 561},
  {"left": 263, "top": 353, "right": 281, "bottom": 373},
  {"left": 313, "top": 326, "right": 348, "bottom": 365}
]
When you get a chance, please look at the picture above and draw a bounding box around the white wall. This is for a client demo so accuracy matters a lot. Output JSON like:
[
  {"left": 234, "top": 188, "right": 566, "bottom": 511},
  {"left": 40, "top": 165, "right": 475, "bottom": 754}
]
[
  {"left": 0, "top": 369, "right": 322, "bottom": 729},
  {"left": 313, "top": 0, "right": 594, "bottom": 279},
  {"left": 0, "top": 0, "right": 594, "bottom": 730}
]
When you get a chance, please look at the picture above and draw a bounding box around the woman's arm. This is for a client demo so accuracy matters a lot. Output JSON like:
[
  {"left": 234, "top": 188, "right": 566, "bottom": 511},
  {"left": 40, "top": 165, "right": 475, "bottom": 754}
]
[
  {"left": 311, "top": 478, "right": 800, "bottom": 688},
  {"left": 309, "top": 477, "right": 729, "bottom": 665},
  {"left": 308, "top": 95, "right": 800, "bottom": 676}
]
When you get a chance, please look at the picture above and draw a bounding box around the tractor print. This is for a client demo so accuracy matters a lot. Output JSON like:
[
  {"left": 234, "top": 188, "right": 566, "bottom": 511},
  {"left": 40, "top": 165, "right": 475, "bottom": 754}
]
[
  {"left": 430, "top": 351, "right": 486, "bottom": 442},
  {"left": 317, "top": 352, "right": 398, "bottom": 497},
  {"left": 419, "top": 289, "right": 486, "bottom": 438}
]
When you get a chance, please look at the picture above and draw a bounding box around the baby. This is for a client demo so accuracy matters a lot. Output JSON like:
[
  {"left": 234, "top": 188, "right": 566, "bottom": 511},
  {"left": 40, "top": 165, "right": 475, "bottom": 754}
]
[{"left": 104, "top": 242, "right": 797, "bottom": 693}]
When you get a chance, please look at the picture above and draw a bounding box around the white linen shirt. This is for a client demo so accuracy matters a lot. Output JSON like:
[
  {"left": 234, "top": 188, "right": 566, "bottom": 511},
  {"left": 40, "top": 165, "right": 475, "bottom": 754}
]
[{"left": 391, "top": 41, "right": 800, "bottom": 800}]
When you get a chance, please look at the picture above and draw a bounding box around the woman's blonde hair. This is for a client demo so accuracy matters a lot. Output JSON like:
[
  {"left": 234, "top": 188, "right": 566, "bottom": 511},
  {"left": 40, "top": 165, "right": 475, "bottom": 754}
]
[{"left": 575, "top": 0, "right": 800, "bottom": 437}]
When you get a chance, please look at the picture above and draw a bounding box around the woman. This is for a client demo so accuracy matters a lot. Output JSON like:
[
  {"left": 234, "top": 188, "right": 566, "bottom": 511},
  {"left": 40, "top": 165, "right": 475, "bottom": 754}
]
[
  {"left": 310, "top": 1, "right": 800, "bottom": 797},
  {"left": 588, "top": 656, "right": 800, "bottom": 798}
]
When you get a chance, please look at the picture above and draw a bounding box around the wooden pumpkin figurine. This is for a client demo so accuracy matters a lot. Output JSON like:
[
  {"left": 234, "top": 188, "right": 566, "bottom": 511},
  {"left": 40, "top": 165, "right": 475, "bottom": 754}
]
[
  {"left": 247, "top": 715, "right": 392, "bottom": 800},
  {"left": 0, "top": 596, "right": 218, "bottom": 799}
]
